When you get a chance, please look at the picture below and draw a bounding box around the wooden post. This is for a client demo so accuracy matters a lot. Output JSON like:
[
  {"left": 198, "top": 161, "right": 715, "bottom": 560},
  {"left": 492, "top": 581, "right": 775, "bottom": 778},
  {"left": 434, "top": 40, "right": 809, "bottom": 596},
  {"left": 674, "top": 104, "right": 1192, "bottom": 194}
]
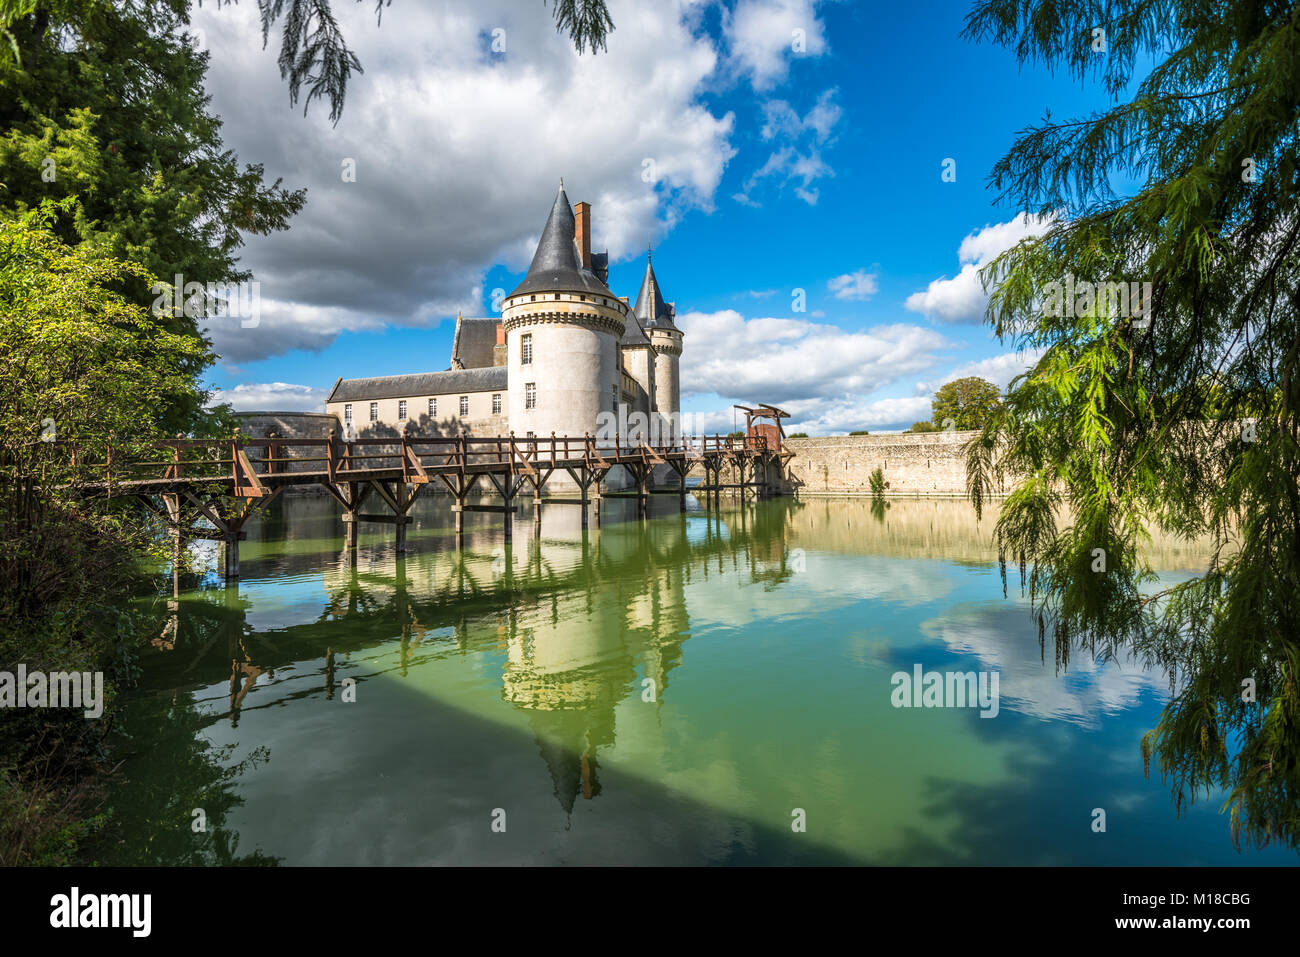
[
  {"left": 165, "top": 493, "right": 182, "bottom": 598},
  {"left": 395, "top": 481, "right": 409, "bottom": 553},
  {"left": 580, "top": 471, "right": 590, "bottom": 530},
  {"left": 346, "top": 482, "right": 359, "bottom": 552},
  {"left": 224, "top": 532, "right": 240, "bottom": 580},
  {"left": 230, "top": 426, "right": 242, "bottom": 489}
]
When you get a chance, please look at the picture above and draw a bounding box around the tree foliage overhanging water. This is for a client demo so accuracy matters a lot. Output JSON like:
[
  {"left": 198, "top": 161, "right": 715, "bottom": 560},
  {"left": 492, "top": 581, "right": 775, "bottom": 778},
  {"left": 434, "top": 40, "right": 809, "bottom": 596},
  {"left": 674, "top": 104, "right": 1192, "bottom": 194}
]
[{"left": 963, "top": 0, "right": 1300, "bottom": 849}]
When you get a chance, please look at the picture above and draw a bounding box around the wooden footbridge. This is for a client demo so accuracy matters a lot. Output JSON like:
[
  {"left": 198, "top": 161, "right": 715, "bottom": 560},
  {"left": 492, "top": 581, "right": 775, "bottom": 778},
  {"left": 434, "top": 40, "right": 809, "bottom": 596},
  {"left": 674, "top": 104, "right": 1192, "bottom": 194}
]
[{"left": 67, "top": 416, "right": 794, "bottom": 578}]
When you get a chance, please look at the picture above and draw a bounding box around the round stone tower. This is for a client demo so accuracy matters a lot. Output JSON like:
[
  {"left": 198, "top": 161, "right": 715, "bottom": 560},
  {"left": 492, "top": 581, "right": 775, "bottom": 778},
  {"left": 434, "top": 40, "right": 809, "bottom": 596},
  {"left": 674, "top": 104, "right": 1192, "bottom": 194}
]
[
  {"left": 635, "top": 252, "right": 683, "bottom": 427},
  {"left": 501, "top": 181, "right": 627, "bottom": 440}
]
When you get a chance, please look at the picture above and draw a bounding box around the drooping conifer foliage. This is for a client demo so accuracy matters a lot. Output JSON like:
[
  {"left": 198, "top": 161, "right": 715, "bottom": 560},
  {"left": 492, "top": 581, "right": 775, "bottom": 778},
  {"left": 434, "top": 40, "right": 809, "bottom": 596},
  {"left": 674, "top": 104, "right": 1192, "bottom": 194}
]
[
  {"left": 216, "top": 0, "right": 615, "bottom": 124},
  {"left": 963, "top": 0, "right": 1300, "bottom": 848}
]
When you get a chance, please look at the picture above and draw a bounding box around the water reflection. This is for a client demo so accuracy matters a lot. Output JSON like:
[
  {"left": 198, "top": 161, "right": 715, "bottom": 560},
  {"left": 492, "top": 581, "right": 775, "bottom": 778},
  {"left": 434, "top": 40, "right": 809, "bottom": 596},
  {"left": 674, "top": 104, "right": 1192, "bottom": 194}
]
[{"left": 100, "top": 493, "right": 1297, "bottom": 865}]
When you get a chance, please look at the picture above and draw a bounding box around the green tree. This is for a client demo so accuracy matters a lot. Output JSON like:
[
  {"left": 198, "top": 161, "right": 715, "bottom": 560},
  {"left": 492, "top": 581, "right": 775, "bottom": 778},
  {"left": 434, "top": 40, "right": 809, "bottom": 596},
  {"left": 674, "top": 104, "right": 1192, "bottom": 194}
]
[
  {"left": 964, "top": 0, "right": 1300, "bottom": 849},
  {"left": 0, "top": 202, "right": 210, "bottom": 863},
  {"left": 0, "top": 0, "right": 306, "bottom": 430},
  {"left": 868, "top": 467, "right": 888, "bottom": 501},
  {"left": 908, "top": 421, "right": 939, "bottom": 433},
  {"left": 931, "top": 376, "right": 1001, "bottom": 430}
]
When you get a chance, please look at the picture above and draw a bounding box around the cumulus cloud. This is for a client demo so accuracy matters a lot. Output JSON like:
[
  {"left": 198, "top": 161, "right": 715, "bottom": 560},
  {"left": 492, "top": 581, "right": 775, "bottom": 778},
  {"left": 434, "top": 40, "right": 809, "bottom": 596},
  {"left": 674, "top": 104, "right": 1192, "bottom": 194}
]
[
  {"left": 678, "top": 309, "right": 948, "bottom": 406},
  {"left": 922, "top": 603, "right": 1168, "bottom": 727},
  {"left": 922, "top": 348, "right": 1046, "bottom": 393},
  {"left": 780, "top": 395, "right": 934, "bottom": 435},
  {"left": 723, "top": 0, "right": 829, "bottom": 91},
  {"left": 827, "top": 269, "right": 879, "bottom": 301},
  {"left": 211, "top": 382, "right": 330, "bottom": 412},
  {"left": 904, "top": 212, "right": 1057, "bottom": 324},
  {"left": 192, "top": 0, "right": 738, "bottom": 364}
]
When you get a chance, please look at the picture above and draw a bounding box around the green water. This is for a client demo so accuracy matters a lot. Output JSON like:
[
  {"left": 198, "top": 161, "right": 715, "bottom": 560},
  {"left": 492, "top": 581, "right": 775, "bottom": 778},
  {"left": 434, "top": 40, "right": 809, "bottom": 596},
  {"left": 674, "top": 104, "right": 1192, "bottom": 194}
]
[{"left": 99, "top": 494, "right": 1298, "bottom": 865}]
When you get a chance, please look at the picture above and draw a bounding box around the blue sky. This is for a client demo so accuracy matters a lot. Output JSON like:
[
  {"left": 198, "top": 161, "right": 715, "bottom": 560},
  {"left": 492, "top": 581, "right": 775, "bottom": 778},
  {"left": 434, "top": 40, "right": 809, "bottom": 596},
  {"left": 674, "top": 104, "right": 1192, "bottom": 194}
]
[{"left": 192, "top": 0, "right": 1128, "bottom": 434}]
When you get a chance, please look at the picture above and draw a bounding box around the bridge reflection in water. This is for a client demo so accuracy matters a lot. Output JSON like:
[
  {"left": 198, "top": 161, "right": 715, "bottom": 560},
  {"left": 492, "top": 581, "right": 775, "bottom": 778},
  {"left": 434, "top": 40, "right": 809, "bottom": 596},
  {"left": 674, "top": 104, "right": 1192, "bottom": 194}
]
[
  {"left": 138, "top": 494, "right": 805, "bottom": 836},
  {"left": 105, "top": 493, "right": 1280, "bottom": 867}
]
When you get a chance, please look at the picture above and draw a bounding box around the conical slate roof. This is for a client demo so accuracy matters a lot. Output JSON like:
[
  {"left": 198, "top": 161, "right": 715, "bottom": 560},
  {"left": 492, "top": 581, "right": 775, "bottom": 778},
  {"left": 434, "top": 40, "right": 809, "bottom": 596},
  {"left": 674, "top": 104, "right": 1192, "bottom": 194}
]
[
  {"left": 509, "top": 182, "right": 614, "bottom": 299},
  {"left": 633, "top": 253, "right": 677, "bottom": 330}
]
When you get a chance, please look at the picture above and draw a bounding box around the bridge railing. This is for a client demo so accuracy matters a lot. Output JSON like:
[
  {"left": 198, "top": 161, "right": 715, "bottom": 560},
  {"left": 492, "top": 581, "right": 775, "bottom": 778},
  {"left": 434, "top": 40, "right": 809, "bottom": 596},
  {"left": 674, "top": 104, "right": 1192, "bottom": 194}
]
[{"left": 43, "top": 428, "right": 777, "bottom": 493}]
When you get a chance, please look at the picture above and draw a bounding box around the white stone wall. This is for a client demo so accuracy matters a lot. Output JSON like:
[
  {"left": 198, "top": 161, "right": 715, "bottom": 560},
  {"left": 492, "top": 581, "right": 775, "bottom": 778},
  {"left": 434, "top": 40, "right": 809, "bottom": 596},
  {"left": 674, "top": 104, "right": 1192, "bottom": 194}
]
[
  {"left": 651, "top": 333, "right": 681, "bottom": 417},
  {"left": 781, "top": 431, "right": 1004, "bottom": 496},
  {"left": 326, "top": 389, "right": 506, "bottom": 437},
  {"left": 621, "top": 345, "right": 656, "bottom": 421},
  {"left": 507, "top": 322, "right": 619, "bottom": 439}
]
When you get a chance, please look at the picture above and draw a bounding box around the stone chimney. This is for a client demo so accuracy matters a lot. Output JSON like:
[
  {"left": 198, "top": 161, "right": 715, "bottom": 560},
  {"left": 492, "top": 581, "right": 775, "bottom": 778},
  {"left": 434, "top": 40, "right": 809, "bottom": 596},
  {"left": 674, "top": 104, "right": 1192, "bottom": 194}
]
[
  {"left": 574, "top": 201, "right": 592, "bottom": 269},
  {"left": 493, "top": 321, "right": 507, "bottom": 366}
]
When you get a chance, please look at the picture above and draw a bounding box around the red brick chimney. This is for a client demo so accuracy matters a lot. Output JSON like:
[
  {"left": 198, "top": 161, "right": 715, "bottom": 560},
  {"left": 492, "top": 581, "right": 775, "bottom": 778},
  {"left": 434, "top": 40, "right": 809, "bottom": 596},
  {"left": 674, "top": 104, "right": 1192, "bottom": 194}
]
[{"left": 574, "top": 201, "right": 592, "bottom": 269}]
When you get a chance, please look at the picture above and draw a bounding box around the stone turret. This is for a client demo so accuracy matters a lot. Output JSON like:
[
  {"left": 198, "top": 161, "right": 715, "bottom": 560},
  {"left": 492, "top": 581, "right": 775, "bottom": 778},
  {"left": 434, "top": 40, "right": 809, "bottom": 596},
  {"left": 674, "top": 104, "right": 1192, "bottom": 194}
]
[
  {"left": 500, "top": 181, "right": 627, "bottom": 439},
  {"left": 634, "top": 252, "right": 683, "bottom": 423}
]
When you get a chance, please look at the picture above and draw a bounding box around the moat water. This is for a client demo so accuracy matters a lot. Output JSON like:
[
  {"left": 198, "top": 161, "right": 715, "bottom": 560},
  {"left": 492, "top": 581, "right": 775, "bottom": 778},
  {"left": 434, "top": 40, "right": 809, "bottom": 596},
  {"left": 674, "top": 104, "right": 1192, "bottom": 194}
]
[{"left": 97, "top": 494, "right": 1298, "bottom": 865}]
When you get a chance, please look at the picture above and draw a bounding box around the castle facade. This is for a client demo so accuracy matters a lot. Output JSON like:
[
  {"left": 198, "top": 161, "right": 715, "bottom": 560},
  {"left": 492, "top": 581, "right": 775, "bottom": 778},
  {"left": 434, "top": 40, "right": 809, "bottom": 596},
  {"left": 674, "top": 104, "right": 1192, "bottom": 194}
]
[{"left": 325, "top": 182, "right": 683, "bottom": 442}]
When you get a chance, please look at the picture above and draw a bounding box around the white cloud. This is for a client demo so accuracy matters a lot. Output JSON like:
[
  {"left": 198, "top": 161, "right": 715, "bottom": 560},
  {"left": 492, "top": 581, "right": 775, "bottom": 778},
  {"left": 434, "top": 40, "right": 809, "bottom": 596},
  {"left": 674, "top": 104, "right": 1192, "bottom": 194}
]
[
  {"left": 678, "top": 309, "right": 948, "bottom": 405},
  {"left": 759, "top": 89, "right": 840, "bottom": 143},
  {"left": 931, "top": 348, "right": 1046, "bottom": 392},
  {"left": 192, "top": 0, "right": 738, "bottom": 363},
  {"left": 905, "top": 212, "right": 1057, "bottom": 324},
  {"left": 212, "top": 382, "right": 330, "bottom": 412},
  {"left": 922, "top": 603, "right": 1168, "bottom": 727},
  {"left": 910, "top": 348, "right": 1046, "bottom": 399},
  {"left": 827, "top": 269, "right": 879, "bottom": 301},
  {"left": 735, "top": 88, "right": 840, "bottom": 207},
  {"left": 723, "top": 0, "right": 829, "bottom": 91},
  {"left": 781, "top": 395, "right": 934, "bottom": 435}
]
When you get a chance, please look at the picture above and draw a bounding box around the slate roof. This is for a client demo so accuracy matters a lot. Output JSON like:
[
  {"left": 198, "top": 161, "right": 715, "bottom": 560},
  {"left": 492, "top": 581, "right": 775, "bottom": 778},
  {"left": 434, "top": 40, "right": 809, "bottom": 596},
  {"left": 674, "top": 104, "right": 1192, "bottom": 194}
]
[
  {"left": 327, "top": 365, "right": 508, "bottom": 402},
  {"left": 509, "top": 182, "right": 615, "bottom": 298},
  {"left": 619, "top": 309, "right": 651, "bottom": 347},
  {"left": 452, "top": 316, "right": 501, "bottom": 369},
  {"left": 633, "top": 254, "right": 678, "bottom": 331}
]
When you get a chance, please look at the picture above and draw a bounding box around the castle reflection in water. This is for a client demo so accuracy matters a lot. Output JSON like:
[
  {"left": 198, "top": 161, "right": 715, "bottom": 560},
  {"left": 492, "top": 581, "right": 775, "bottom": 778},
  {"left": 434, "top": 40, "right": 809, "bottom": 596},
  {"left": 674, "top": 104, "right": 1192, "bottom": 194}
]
[{"left": 148, "top": 493, "right": 805, "bottom": 816}]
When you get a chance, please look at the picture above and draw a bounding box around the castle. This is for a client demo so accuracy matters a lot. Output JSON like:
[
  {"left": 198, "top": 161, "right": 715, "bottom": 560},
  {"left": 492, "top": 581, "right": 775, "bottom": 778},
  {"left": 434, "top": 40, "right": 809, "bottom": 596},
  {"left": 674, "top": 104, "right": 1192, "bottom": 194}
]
[{"left": 325, "top": 181, "right": 683, "bottom": 441}]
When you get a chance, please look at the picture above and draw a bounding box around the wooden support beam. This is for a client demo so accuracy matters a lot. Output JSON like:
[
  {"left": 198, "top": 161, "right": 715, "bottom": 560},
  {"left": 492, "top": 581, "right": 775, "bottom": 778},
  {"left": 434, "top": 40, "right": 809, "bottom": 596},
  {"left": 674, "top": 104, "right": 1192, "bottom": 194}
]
[
  {"left": 369, "top": 480, "right": 401, "bottom": 515},
  {"left": 186, "top": 529, "right": 249, "bottom": 542},
  {"left": 233, "top": 447, "right": 266, "bottom": 498}
]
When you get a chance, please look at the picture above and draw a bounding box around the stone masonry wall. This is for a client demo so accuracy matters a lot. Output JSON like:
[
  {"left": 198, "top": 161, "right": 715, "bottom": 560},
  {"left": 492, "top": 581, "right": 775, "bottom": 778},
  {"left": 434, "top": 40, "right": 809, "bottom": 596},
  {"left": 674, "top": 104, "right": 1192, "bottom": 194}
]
[
  {"left": 235, "top": 411, "right": 338, "bottom": 489},
  {"left": 781, "top": 431, "right": 1002, "bottom": 497}
]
